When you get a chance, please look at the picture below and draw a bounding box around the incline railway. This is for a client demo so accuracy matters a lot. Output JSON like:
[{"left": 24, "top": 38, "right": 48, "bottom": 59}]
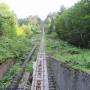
[
  {"left": 8, "top": 23, "right": 56, "bottom": 90},
  {"left": 31, "top": 23, "right": 56, "bottom": 90},
  {"left": 31, "top": 24, "right": 49, "bottom": 90}
]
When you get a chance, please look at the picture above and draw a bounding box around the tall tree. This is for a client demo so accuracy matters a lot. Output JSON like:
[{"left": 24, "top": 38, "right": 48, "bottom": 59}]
[
  {"left": 0, "top": 3, "right": 17, "bottom": 37},
  {"left": 55, "top": 1, "right": 90, "bottom": 48}
]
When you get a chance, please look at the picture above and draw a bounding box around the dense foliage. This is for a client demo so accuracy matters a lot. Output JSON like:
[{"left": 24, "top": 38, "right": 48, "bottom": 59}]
[
  {"left": 0, "top": 3, "right": 41, "bottom": 64},
  {"left": 55, "top": 1, "right": 90, "bottom": 48},
  {"left": 0, "top": 3, "right": 17, "bottom": 37},
  {"left": 18, "top": 16, "right": 41, "bottom": 34},
  {"left": 44, "top": 13, "right": 56, "bottom": 34},
  {"left": 46, "top": 33, "right": 90, "bottom": 71},
  {"left": 0, "top": 3, "right": 41, "bottom": 88},
  {"left": 0, "top": 35, "right": 40, "bottom": 88}
]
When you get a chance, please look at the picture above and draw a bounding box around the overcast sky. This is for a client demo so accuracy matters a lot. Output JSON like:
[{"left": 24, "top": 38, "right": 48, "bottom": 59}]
[{"left": 0, "top": 0, "right": 80, "bottom": 20}]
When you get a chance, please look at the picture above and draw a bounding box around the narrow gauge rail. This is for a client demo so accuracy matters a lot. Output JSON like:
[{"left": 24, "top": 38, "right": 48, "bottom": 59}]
[{"left": 31, "top": 25, "right": 49, "bottom": 90}]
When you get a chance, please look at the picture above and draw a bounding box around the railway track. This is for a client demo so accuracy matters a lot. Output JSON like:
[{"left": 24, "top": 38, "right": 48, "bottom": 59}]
[
  {"left": 7, "top": 24, "right": 56, "bottom": 90},
  {"left": 31, "top": 24, "right": 56, "bottom": 90}
]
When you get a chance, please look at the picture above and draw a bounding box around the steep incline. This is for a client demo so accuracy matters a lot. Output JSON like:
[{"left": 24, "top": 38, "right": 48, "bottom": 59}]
[{"left": 31, "top": 24, "right": 49, "bottom": 90}]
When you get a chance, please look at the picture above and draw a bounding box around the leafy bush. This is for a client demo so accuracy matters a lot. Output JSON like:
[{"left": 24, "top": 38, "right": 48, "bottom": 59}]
[
  {"left": 0, "top": 3, "right": 17, "bottom": 38},
  {"left": 17, "top": 25, "right": 33, "bottom": 38}
]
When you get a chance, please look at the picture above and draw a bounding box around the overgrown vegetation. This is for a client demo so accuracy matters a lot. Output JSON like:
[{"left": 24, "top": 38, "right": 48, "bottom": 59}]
[
  {"left": 44, "top": 13, "right": 56, "bottom": 34},
  {"left": 0, "top": 3, "right": 41, "bottom": 88},
  {"left": 0, "top": 3, "right": 17, "bottom": 37},
  {"left": 0, "top": 3, "right": 41, "bottom": 64},
  {"left": 0, "top": 37, "right": 32, "bottom": 64},
  {"left": 0, "top": 34, "right": 40, "bottom": 88},
  {"left": 55, "top": 1, "right": 90, "bottom": 48},
  {"left": 45, "top": 33, "right": 90, "bottom": 71},
  {"left": 45, "top": 0, "right": 90, "bottom": 71},
  {"left": 45, "top": 1, "right": 90, "bottom": 48}
]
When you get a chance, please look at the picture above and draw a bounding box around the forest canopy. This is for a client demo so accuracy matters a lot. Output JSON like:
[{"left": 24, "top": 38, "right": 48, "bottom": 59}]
[
  {"left": 45, "top": 0, "right": 90, "bottom": 48},
  {"left": 55, "top": 1, "right": 90, "bottom": 48}
]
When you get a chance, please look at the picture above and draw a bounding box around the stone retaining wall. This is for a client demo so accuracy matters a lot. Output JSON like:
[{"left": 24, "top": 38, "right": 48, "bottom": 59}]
[{"left": 46, "top": 56, "right": 90, "bottom": 90}]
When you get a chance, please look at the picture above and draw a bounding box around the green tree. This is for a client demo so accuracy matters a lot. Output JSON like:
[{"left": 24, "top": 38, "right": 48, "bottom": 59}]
[
  {"left": 55, "top": 1, "right": 90, "bottom": 48},
  {"left": 0, "top": 3, "right": 17, "bottom": 37},
  {"left": 45, "top": 13, "right": 56, "bottom": 34}
]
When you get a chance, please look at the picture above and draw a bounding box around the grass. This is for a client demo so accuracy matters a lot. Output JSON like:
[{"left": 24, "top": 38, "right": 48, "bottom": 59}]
[
  {"left": 0, "top": 33, "right": 40, "bottom": 88},
  {"left": 45, "top": 33, "right": 90, "bottom": 72},
  {"left": 0, "top": 33, "right": 40, "bottom": 64},
  {"left": 0, "top": 36, "right": 32, "bottom": 64}
]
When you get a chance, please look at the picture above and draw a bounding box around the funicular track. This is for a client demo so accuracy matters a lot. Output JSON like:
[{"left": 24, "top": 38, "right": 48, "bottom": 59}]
[
  {"left": 8, "top": 23, "right": 56, "bottom": 90},
  {"left": 31, "top": 24, "right": 56, "bottom": 90}
]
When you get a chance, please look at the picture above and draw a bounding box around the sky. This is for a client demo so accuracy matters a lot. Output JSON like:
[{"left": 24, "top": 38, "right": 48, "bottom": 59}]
[{"left": 0, "top": 0, "right": 80, "bottom": 20}]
